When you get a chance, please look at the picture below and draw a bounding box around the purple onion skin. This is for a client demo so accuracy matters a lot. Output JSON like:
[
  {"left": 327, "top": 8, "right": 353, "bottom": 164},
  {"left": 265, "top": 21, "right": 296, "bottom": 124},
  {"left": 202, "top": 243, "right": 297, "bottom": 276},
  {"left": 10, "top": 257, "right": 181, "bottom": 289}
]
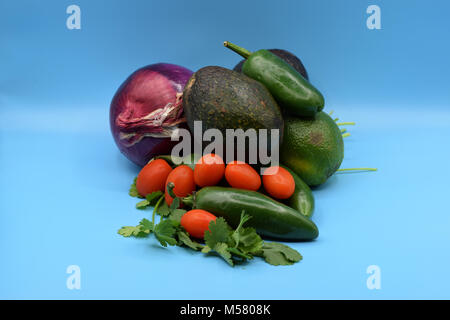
[{"left": 110, "top": 63, "right": 193, "bottom": 167}]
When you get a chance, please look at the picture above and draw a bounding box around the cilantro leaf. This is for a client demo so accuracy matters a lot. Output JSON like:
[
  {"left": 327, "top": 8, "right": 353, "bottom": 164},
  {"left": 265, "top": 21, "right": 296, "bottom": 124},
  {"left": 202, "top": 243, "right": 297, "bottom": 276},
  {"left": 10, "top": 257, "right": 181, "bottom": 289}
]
[
  {"left": 156, "top": 201, "right": 170, "bottom": 216},
  {"left": 236, "top": 227, "right": 263, "bottom": 254},
  {"left": 261, "top": 250, "right": 292, "bottom": 266},
  {"left": 117, "top": 219, "right": 152, "bottom": 238},
  {"left": 155, "top": 234, "right": 177, "bottom": 247},
  {"left": 213, "top": 242, "right": 234, "bottom": 266},
  {"left": 136, "top": 199, "right": 150, "bottom": 209},
  {"left": 139, "top": 218, "right": 154, "bottom": 233},
  {"left": 259, "top": 242, "right": 303, "bottom": 266},
  {"left": 129, "top": 177, "right": 143, "bottom": 198},
  {"left": 231, "top": 210, "right": 263, "bottom": 253},
  {"left": 136, "top": 191, "right": 164, "bottom": 209},
  {"left": 227, "top": 211, "right": 263, "bottom": 254},
  {"left": 177, "top": 230, "right": 204, "bottom": 251},
  {"left": 272, "top": 243, "right": 302, "bottom": 262},
  {"left": 118, "top": 218, "right": 154, "bottom": 238},
  {"left": 118, "top": 226, "right": 141, "bottom": 237},
  {"left": 154, "top": 219, "right": 178, "bottom": 247},
  {"left": 202, "top": 219, "right": 236, "bottom": 266},
  {"left": 204, "top": 218, "right": 231, "bottom": 249},
  {"left": 168, "top": 209, "right": 186, "bottom": 223},
  {"left": 146, "top": 191, "right": 163, "bottom": 205},
  {"left": 201, "top": 246, "right": 212, "bottom": 254}
]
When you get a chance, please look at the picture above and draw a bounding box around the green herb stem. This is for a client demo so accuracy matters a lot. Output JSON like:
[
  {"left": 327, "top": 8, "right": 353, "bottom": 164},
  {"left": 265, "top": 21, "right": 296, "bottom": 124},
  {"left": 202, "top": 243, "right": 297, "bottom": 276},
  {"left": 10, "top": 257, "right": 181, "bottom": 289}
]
[
  {"left": 152, "top": 195, "right": 165, "bottom": 228},
  {"left": 337, "top": 168, "right": 378, "bottom": 172}
]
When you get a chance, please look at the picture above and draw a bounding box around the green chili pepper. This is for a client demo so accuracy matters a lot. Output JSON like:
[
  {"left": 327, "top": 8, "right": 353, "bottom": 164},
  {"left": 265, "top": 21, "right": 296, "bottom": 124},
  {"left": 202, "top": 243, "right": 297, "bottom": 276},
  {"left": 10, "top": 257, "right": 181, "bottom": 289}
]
[
  {"left": 183, "top": 186, "right": 318, "bottom": 241},
  {"left": 281, "top": 165, "right": 315, "bottom": 218},
  {"left": 224, "top": 41, "right": 325, "bottom": 117}
]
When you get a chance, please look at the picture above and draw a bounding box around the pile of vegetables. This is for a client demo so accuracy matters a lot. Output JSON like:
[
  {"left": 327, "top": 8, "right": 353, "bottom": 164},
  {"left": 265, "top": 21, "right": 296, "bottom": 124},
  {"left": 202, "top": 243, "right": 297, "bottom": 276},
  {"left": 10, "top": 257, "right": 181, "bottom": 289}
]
[
  {"left": 112, "top": 41, "right": 375, "bottom": 267},
  {"left": 120, "top": 154, "right": 311, "bottom": 266}
]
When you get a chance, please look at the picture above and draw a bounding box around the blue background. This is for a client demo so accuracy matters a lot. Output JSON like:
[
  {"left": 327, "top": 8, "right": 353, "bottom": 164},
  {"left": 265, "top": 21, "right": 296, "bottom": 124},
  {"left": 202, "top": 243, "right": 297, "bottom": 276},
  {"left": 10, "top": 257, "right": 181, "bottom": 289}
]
[{"left": 1, "top": 0, "right": 449, "bottom": 299}]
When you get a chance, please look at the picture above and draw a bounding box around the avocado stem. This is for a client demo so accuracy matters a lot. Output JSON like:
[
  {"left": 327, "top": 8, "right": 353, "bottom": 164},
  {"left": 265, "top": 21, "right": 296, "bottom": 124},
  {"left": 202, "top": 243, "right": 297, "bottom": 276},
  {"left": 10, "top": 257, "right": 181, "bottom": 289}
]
[
  {"left": 223, "top": 41, "right": 252, "bottom": 59},
  {"left": 337, "top": 168, "right": 378, "bottom": 172},
  {"left": 337, "top": 122, "right": 356, "bottom": 126},
  {"left": 342, "top": 132, "right": 350, "bottom": 138}
]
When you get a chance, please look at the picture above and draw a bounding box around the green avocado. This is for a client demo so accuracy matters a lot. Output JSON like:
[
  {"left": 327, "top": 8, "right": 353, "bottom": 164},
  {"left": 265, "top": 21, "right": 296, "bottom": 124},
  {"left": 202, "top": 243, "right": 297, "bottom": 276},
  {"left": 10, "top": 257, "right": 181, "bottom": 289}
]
[
  {"left": 280, "top": 112, "right": 344, "bottom": 186},
  {"left": 182, "top": 66, "right": 284, "bottom": 161}
]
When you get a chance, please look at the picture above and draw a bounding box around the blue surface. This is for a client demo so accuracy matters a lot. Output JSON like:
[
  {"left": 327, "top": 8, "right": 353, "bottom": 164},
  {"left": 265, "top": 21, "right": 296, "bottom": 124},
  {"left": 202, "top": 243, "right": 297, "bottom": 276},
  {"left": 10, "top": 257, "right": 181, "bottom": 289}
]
[{"left": 1, "top": 0, "right": 450, "bottom": 299}]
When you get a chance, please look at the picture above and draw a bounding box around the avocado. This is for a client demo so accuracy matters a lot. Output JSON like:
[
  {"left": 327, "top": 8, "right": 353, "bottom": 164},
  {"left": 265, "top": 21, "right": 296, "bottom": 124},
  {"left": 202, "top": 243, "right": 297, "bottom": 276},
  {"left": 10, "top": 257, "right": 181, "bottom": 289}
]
[
  {"left": 233, "top": 49, "right": 309, "bottom": 80},
  {"left": 280, "top": 112, "right": 344, "bottom": 186},
  {"left": 183, "top": 66, "right": 284, "bottom": 163}
]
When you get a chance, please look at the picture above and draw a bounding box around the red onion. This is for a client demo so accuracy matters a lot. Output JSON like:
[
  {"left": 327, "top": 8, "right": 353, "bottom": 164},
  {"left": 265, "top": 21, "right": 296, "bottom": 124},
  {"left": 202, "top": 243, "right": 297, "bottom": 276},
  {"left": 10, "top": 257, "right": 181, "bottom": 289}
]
[{"left": 110, "top": 63, "right": 193, "bottom": 166}]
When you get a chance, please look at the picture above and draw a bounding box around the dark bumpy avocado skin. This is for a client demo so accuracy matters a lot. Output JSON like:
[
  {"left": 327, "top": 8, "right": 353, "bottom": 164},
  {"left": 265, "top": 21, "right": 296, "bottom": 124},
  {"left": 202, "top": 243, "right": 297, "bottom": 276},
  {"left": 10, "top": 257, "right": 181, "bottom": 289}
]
[
  {"left": 183, "top": 66, "right": 284, "bottom": 157},
  {"left": 233, "top": 49, "right": 309, "bottom": 80}
]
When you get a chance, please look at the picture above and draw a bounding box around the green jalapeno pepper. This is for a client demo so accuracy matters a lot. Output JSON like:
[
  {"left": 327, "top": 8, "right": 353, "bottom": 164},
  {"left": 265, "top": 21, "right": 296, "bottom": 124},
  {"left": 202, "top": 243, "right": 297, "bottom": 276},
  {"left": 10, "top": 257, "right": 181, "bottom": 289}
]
[
  {"left": 281, "top": 164, "right": 315, "bottom": 218},
  {"left": 183, "top": 186, "right": 318, "bottom": 241},
  {"left": 224, "top": 41, "right": 324, "bottom": 117}
]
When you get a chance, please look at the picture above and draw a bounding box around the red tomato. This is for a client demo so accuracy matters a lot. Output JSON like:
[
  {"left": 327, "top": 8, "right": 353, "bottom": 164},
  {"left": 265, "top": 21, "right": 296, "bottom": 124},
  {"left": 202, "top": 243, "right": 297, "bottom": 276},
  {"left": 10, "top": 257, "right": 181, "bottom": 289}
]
[
  {"left": 194, "top": 153, "right": 225, "bottom": 187},
  {"left": 136, "top": 159, "right": 172, "bottom": 197},
  {"left": 262, "top": 166, "right": 295, "bottom": 199},
  {"left": 225, "top": 161, "right": 261, "bottom": 191},
  {"left": 165, "top": 165, "right": 196, "bottom": 206},
  {"left": 180, "top": 209, "right": 217, "bottom": 238}
]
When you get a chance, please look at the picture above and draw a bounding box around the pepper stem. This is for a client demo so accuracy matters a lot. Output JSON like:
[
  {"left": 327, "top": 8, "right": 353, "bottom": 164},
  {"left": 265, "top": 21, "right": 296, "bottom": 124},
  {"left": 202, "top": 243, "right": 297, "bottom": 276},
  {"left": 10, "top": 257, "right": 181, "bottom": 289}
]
[
  {"left": 182, "top": 194, "right": 194, "bottom": 208},
  {"left": 223, "top": 41, "right": 252, "bottom": 59}
]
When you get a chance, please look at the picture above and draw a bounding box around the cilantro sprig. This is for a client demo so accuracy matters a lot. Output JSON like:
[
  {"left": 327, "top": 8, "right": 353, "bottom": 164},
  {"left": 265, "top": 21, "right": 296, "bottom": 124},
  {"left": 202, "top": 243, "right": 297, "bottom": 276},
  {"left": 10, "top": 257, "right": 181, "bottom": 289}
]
[
  {"left": 202, "top": 212, "right": 302, "bottom": 266},
  {"left": 128, "top": 177, "right": 142, "bottom": 198},
  {"left": 120, "top": 183, "right": 200, "bottom": 249},
  {"left": 135, "top": 191, "right": 163, "bottom": 209}
]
